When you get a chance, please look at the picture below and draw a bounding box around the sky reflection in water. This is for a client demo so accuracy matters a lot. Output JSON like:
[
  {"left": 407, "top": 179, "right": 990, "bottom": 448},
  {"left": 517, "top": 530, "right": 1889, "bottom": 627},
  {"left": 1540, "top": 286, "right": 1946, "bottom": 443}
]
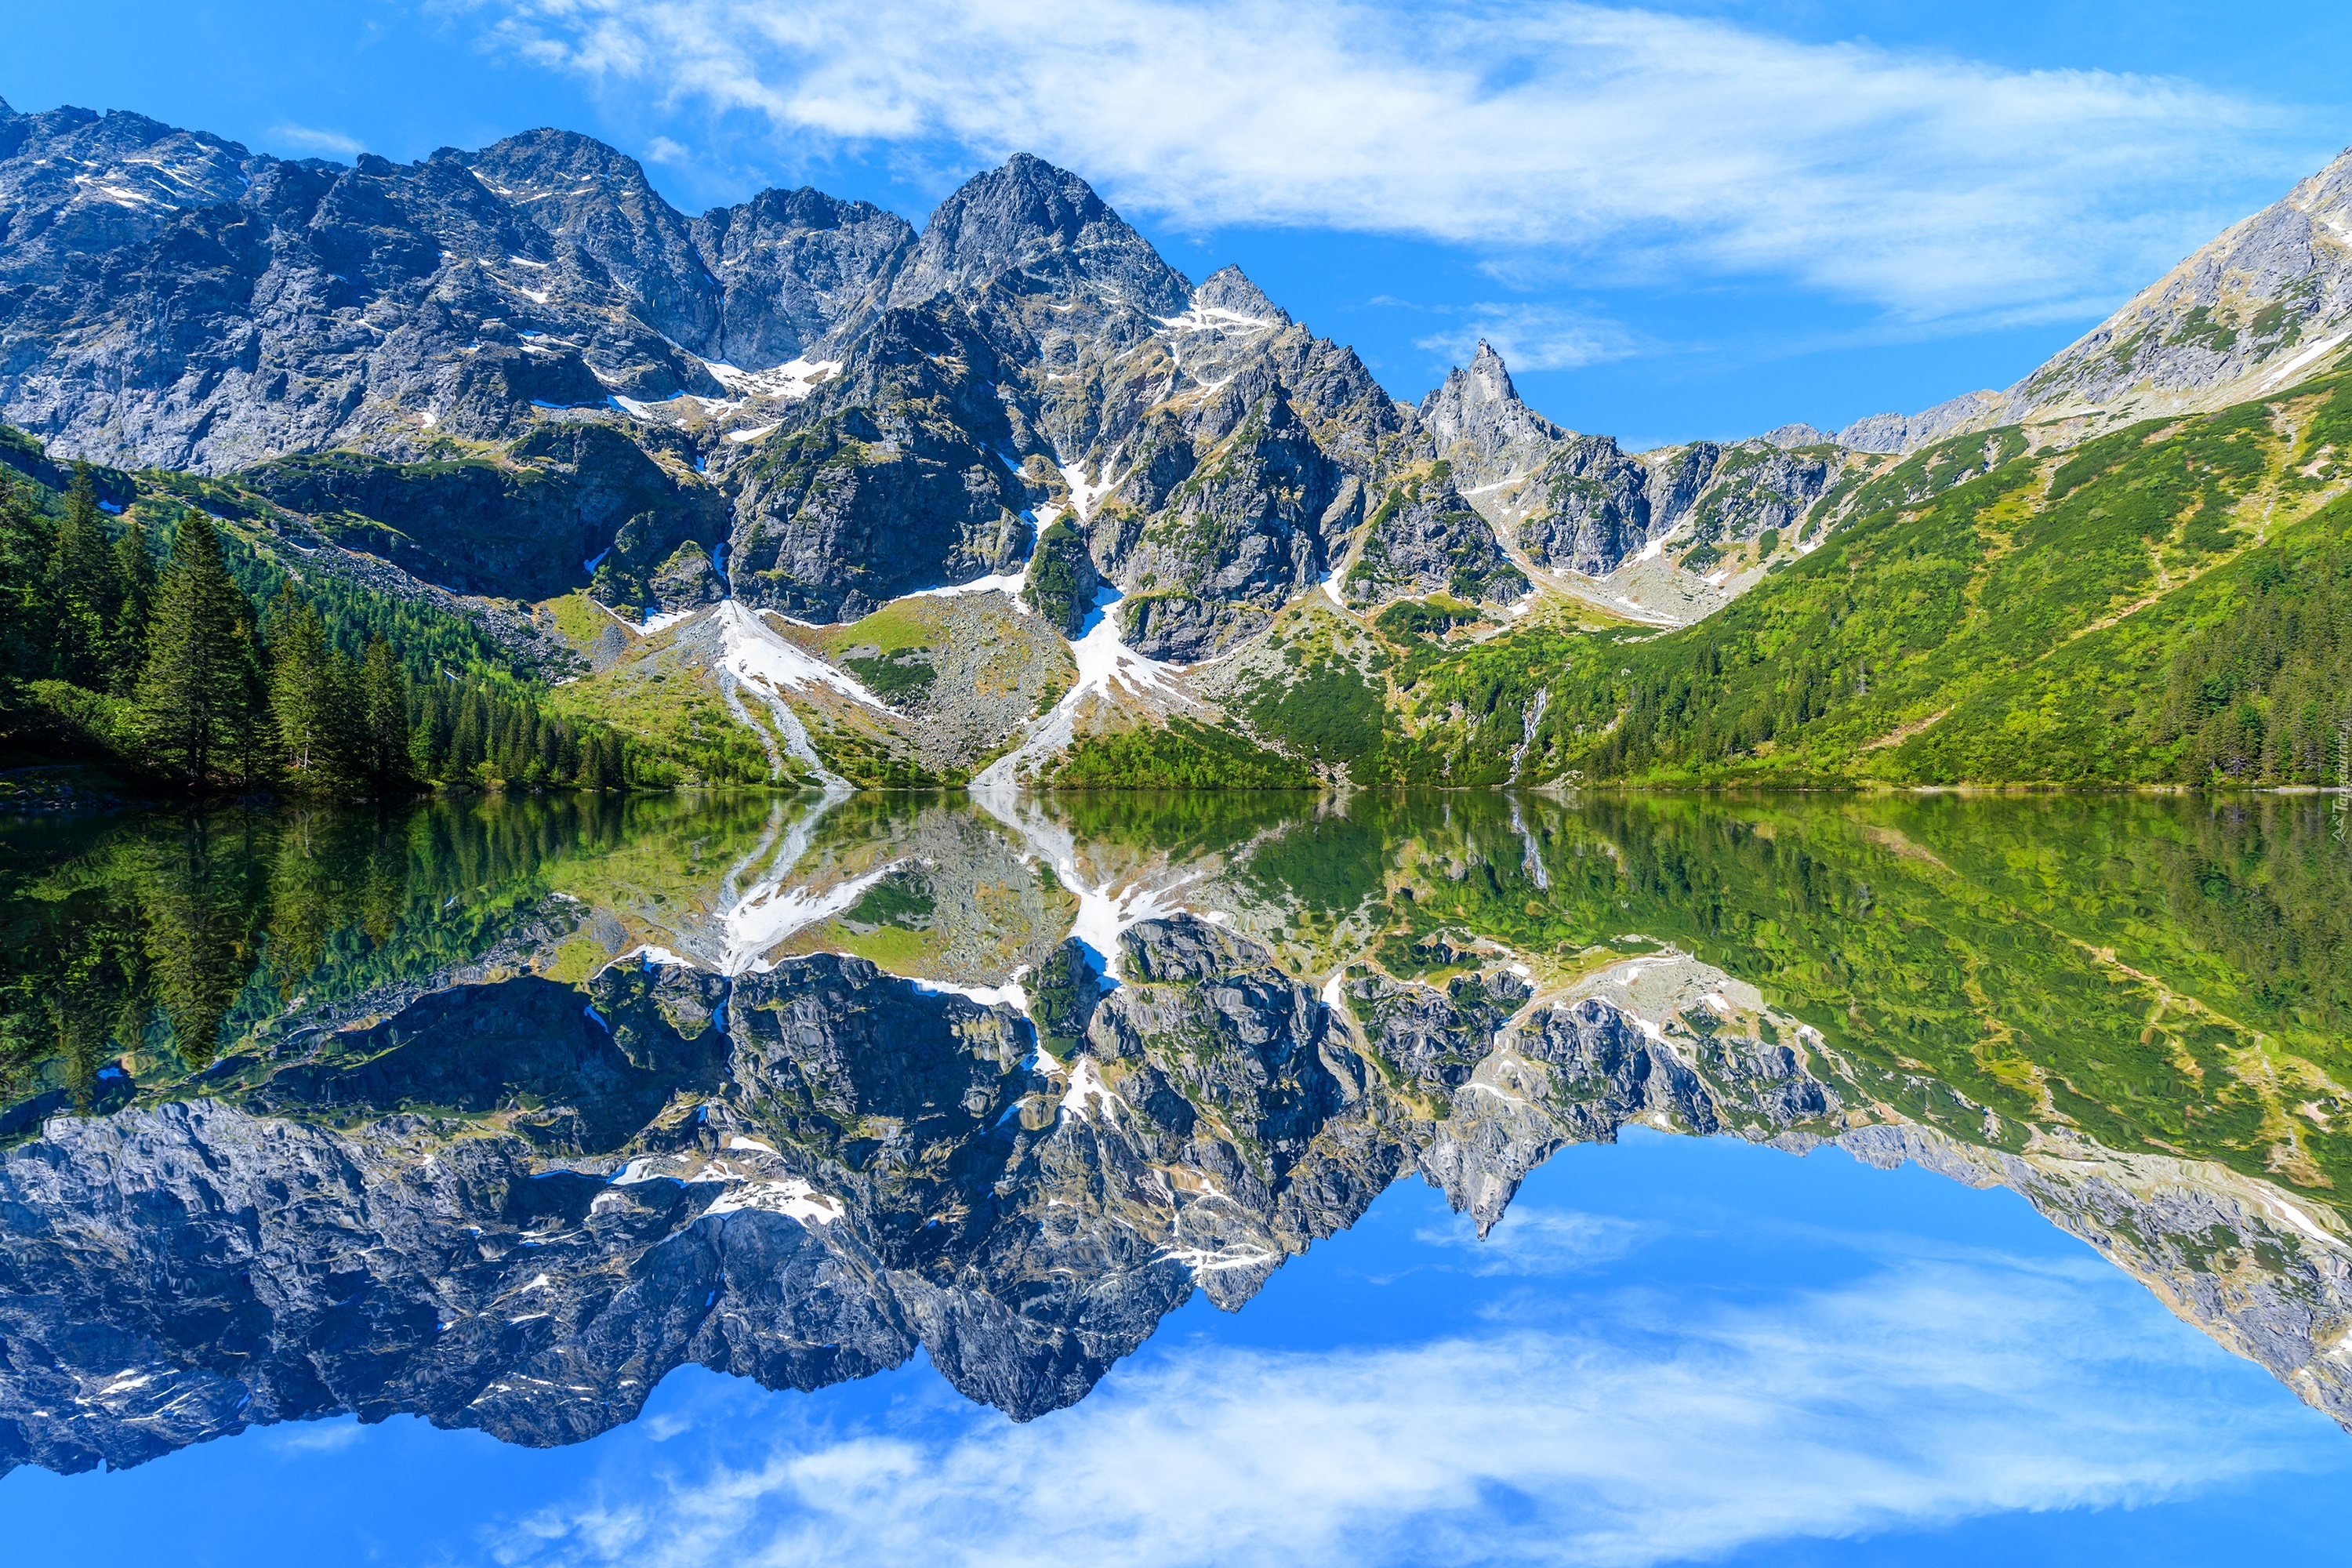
[{"left": 2, "top": 789, "right": 2348, "bottom": 1564}]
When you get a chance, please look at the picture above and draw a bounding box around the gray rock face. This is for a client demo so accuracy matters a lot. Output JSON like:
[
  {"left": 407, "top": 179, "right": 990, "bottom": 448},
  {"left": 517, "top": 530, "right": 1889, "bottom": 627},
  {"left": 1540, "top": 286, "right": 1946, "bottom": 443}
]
[
  {"left": 1673, "top": 443, "right": 1838, "bottom": 567},
  {"left": 724, "top": 308, "right": 1032, "bottom": 621},
  {"left": 1513, "top": 434, "right": 1834, "bottom": 575},
  {"left": 1405, "top": 339, "right": 1849, "bottom": 582},
  {"left": 0, "top": 100, "right": 1451, "bottom": 652},
  {"left": 466, "top": 129, "right": 728, "bottom": 356},
  {"left": 883, "top": 152, "right": 1189, "bottom": 324},
  {"left": 245, "top": 421, "right": 724, "bottom": 603},
  {"left": 1417, "top": 339, "right": 1568, "bottom": 491},
  {"left": 1109, "top": 387, "right": 1352, "bottom": 659},
  {"left": 1341, "top": 473, "right": 1528, "bottom": 607},
  {"left": 1417, "top": 996, "right": 1829, "bottom": 1229},
  {"left": 1835, "top": 390, "right": 2006, "bottom": 455},
  {"left": 0, "top": 103, "right": 909, "bottom": 476},
  {"left": 1512, "top": 434, "right": 1710, "bottom": 573},
  {"left": 691, "top": 187, "right": 915, "bottom": 367},
  {"left": 1831, "top": 1123, "right": 2352, "bottom": 1433}
]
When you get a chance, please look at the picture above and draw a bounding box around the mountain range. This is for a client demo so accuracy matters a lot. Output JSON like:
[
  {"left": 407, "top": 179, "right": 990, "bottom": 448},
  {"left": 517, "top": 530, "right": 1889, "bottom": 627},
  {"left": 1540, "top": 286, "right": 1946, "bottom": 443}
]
[{"left": 5, "top": 93, "right": 2351, "bottom": 790}]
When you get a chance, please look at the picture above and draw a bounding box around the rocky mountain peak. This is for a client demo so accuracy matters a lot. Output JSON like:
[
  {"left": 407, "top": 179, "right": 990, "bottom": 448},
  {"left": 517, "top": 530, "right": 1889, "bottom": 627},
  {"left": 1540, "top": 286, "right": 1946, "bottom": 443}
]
[
  {"left": 1417, "top": 339, "right": 1569, "bottom": 493},
  {"left": 692, "top": 187, "right": 915, "bottom": 367},
  {"left": 1190, "top": 263, "right": 1290, "bottom": 327},
  {"left": 2282, "top": 143, "right": 2352, "bottom": 224},
  {"left": 1465, "top": 339, "right": 1519, "bottom": 401},
  {"left": 0, "top": 103, "right": 256, "bottom": 285},
  {"left": 886, "top": 152, "right": 1189, "bottom": 317},
  {"left": 466, "top": 127, "right": 659, "bottom": 194},
  {"left": 465, "top": 127, "right": 722, "bottom": 353}
]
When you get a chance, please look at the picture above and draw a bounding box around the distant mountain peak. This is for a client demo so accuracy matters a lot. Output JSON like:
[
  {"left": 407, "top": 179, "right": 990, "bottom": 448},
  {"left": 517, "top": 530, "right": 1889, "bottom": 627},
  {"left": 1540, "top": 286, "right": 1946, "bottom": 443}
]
[
  {"left": 886, "top": 152, "right": 1189, "bottom": 316},
  {"left": 1417, "top": 340, "right": 1568, "bottom": 495},
  {"left": 1189, "top": 264, "right": 1290, "bottom": 327},
  {"left": 1465, "top": 338, "right": 1516, "bottom": 395}
]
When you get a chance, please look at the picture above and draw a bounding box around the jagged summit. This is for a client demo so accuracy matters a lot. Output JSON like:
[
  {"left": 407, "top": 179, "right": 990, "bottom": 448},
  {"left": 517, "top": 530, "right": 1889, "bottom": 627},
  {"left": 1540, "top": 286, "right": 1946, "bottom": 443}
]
[
  {"left": 1756, "top": 423, "right": 1834, "bottom": 449},
  {"left": 694, "top": 187, "right": 914, "bottom": 368},
  {"left": 1441, "top": 339, "right": 1524, "bottom": 408},
  {"left": 1417, "top": 339, "right": 1570, "bottom": 492},
  {"left": 466, "top": 129, "right": 722, "bottom": 351},
  {"left": 1187, "top": 263, "right": 1290, "bottom": 327},
  {"left": 886, "top": 152, "right": 1189, "bottom": 316}
]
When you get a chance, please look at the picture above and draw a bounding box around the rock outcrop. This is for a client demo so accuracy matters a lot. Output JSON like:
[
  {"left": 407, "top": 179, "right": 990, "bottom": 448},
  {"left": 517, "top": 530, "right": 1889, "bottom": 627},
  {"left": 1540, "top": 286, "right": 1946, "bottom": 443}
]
[
  {"left": 1342, "top": 471, "right": 1528, "bottom": 606},
  {"left": 1417, "top": 339, "right": 1569, "bottom": 492}
]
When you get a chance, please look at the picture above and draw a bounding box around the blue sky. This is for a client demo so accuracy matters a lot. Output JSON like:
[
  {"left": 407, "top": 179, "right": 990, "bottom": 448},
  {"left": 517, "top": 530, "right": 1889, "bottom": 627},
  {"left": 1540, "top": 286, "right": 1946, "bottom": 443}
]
[
  {"left": 8, "top": 1130, "right": 2345, "bottom": 1566},
  {"left": 9, "top": 3, "right": 2352, "bottom": 445}
]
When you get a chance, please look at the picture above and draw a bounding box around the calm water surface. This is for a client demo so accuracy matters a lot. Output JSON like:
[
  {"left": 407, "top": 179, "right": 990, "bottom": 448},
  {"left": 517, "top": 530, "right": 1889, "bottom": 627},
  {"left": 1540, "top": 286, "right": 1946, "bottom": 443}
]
[{"left": 2, "top": 789, "right": 2348, "bottom": 1563}]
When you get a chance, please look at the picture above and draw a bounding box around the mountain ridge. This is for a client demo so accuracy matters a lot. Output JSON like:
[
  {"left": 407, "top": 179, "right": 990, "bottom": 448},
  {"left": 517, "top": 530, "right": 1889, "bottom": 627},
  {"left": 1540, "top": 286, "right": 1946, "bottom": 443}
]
[{"left": 7, "top": 96, "right": 2352, "bottom": 794}]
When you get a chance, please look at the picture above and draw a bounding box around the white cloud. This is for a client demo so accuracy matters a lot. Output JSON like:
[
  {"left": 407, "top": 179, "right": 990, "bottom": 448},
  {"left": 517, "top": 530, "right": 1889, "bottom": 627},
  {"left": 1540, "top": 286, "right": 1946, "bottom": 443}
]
[
  {"left": 481, "top": 1255, "right": 2330, "bottom": 1568},
  {"left": 477, "top": 0, "right": 2315, "bottom": 323},
  {"left": 643, "top": 135, "right": 691, "bottom": 165},
  {"left": 268, "top": 1417, "right": 368, "bottom": 1454},
  {"left": 268, "top": 122, "right": 368, "bottom": 158},
  {"left": 1410, "top": 305, "right": 1644, "bottom": 372},
  {"left": 1412, "top": 1203, "right": 1646, "bottom": 1269}
]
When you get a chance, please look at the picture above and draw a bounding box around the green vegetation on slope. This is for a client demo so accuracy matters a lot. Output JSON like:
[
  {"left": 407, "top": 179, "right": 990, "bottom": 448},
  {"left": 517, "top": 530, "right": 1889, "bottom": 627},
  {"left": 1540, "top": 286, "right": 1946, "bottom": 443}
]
[
  {"left": 2, "top": 430, "right": 660, "bottom": 797},
  {"left": 1051, "top": 717, "right": 1316, "bottom": 789},
  {"left": 1385, "top": 376, "right": 2352, "bottom": 786}
]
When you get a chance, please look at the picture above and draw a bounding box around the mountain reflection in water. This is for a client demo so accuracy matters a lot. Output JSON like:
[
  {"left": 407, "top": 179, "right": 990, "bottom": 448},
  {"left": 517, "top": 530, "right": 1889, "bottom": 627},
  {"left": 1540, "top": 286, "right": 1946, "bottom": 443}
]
[{"left": 1, "top": 788, "right": 2347, "bottom": 1475}]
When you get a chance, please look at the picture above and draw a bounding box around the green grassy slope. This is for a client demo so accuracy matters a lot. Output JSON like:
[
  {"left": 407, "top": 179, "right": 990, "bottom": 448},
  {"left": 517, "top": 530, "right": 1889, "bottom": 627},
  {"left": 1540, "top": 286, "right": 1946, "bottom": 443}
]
[{"left": 1395, "top": 373, "right": 2352, "bottom": 786}]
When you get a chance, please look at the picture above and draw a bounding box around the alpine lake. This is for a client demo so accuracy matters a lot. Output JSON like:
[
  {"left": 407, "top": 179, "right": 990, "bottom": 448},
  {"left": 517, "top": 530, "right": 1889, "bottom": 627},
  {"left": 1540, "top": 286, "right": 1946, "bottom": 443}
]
[{"left": 3, "top": 786, "right": 2350, "bottom": 1563}]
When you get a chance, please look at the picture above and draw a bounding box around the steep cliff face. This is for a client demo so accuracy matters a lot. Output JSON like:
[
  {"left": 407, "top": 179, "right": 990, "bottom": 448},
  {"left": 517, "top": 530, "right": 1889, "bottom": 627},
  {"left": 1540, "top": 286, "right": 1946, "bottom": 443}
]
[
  {"left": 1507, "top": 430, "right": 1837, "bottom": 579},
  {"left": 1417, "top": 339, "right": 1568, "bottom": 494},
  {"left": 722, "top": 306, "right": 1033, "bottom": 621},
  {"left": 1342, "top": 471, "right": 1529, "bottom": 608},
  {"left": 691, "top": 187, "right": 916, "bottom": 368}
]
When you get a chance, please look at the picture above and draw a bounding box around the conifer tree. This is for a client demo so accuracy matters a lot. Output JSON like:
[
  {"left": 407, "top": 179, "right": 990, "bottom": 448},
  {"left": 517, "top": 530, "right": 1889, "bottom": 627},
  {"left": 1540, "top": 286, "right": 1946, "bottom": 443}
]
[
  {"left": 0, "top": 473, "right": 50, "bottom": 706},
  {"left": 111, "top": 515, "right": 157, "bottom": 692},
  {"left": 268, "top": 584, "right": 339, "bottom": 785},
  {"left": 45, "top": 463, "right": 126, "bottom": 688},
  {"left": 359, "top": 637, "right": 409, "bottom": 792},
  {"left": 137, "top": 510, "right": 254, "bottom": 791}
]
